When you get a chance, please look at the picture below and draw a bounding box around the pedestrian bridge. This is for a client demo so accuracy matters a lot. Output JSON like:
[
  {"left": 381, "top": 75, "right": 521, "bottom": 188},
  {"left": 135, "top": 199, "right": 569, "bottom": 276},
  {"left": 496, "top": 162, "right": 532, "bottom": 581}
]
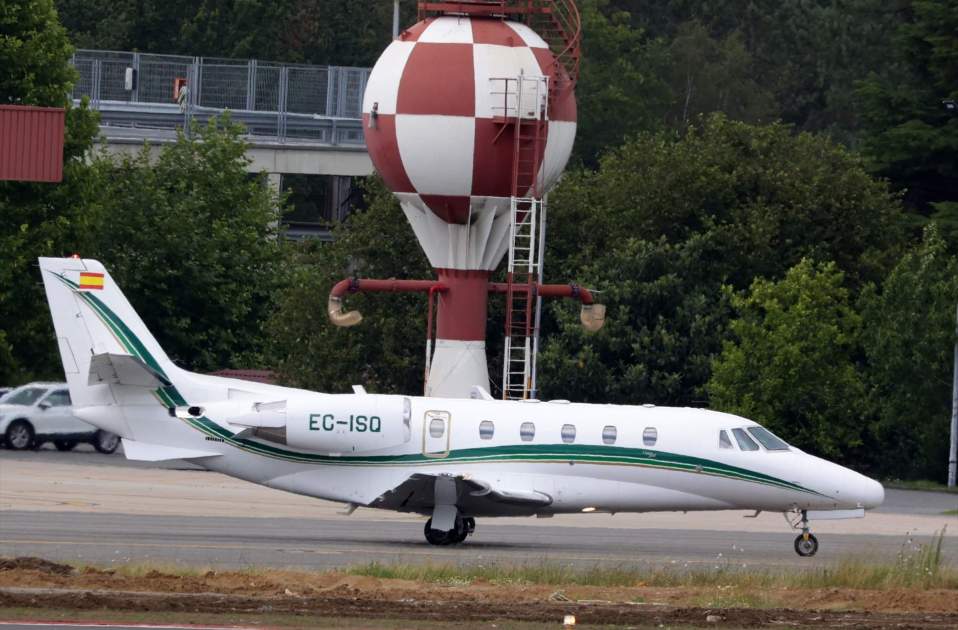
[{"left": 72, "top": 50, "right": 374, "bottom": 237}]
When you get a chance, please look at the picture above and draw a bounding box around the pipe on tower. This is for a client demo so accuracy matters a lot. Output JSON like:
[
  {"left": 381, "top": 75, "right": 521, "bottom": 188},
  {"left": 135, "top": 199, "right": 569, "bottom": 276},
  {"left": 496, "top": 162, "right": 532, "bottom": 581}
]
[
  {"left": 329, "top": 278, "right": 604, "bottom": 332},
  {"left": 488, "top": 282, "right": 606, "bottom": 332},
  {"left": 328, "top": 278, "right": 447, "bottom": 327}
]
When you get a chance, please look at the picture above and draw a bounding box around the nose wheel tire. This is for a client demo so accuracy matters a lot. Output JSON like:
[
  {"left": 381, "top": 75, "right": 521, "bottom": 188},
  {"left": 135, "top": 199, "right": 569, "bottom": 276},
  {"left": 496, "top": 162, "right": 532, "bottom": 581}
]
[{"left": 794, "top": 533, "right": 819, "bottom": 557}]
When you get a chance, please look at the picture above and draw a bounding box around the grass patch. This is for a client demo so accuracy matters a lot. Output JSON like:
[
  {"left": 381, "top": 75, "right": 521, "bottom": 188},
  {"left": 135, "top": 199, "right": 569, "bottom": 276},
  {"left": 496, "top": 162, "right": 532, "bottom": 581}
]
[
  {"left": 794, "top": 529, "right": 951, "bottom": 589},
  {"left": 347, "top": 530, "right": 956, "bottom": 591},
  {"left": 883, "top": 479, "right": 958, "bottom": 494},
  {"left": 943, "top": 509, "right": 958, "bottom": 516}
]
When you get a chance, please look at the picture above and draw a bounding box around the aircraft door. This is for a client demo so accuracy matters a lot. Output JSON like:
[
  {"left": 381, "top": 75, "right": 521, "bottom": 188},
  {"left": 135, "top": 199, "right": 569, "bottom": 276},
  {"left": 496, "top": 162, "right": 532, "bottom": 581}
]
[{"left": 422, "top": 410, "right": 451, "bottom": 458}]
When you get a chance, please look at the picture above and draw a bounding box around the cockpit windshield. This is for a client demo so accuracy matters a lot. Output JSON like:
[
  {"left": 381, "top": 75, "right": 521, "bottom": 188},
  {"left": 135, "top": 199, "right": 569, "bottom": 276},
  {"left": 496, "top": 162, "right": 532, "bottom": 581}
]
[
  {"left": 747, "top": 426, "right": 790, "bottom": 451},
  {"left": 731, "top": 428, "right": 759, "bottom": 451}
]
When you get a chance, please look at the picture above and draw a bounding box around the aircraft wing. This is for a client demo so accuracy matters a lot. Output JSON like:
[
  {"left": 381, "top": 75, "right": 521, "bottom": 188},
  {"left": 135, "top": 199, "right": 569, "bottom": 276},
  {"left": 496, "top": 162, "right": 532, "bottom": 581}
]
[
  {"left": 121, "top": 439, "right": 222, "bottom": 461},
  {"left": 88, "top": 352, "right": 172, "bottom": 388},
  {"left": 370, "top": 473, "right": 552, "bottom": 517}
]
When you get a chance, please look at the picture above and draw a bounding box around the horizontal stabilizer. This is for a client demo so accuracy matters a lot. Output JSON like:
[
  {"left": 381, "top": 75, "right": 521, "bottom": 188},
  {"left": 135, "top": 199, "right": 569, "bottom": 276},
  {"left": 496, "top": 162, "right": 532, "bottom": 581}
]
[
  {"left": 121, "top": 439, "right": 222, "bottom": 462},
  {"left": 88, "top": 353, "right": 171, "bottom": 388}
]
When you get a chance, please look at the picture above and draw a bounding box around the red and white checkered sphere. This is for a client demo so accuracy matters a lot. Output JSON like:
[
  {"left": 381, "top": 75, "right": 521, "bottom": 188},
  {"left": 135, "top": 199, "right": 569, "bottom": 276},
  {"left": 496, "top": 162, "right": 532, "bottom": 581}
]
[{"left": 362, "top": 16, "right": 577, "bottom": 227}]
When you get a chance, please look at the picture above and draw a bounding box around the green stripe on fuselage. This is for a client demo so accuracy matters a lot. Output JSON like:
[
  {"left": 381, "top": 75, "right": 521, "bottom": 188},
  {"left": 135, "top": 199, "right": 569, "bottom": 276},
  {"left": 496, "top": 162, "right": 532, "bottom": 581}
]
[{"left": 53, "top": 272, "right": 824, "bottom": 498}]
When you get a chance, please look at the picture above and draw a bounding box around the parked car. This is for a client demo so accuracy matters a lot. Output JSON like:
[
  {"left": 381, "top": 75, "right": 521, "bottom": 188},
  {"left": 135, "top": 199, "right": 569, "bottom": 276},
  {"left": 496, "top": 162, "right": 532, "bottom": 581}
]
[{"left": 0, "top": 383, "right": 120, "bottom": 453}]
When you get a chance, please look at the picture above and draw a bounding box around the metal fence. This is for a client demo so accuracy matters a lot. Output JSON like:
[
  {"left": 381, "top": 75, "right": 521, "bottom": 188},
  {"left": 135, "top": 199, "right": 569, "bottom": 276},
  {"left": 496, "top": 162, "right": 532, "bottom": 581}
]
[{"left": 71, "top": 50, "right": 370, "bottom": 145}]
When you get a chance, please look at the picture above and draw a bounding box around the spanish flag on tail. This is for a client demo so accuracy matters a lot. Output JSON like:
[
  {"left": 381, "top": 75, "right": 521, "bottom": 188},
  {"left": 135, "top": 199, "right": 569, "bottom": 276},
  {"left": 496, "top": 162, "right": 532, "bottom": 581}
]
[{"left": 79, "top": 272, "right": 104, "bottom": 290}]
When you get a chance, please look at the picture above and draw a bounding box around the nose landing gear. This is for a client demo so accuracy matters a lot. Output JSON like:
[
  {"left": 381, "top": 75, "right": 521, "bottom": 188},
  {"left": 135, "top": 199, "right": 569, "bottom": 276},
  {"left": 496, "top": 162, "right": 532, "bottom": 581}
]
[
  {"left": 424, "top": 516, "right": 475, "bottom": 545},
  {"left": 791, "top": 510, "right": 819, "bottom": 557}
]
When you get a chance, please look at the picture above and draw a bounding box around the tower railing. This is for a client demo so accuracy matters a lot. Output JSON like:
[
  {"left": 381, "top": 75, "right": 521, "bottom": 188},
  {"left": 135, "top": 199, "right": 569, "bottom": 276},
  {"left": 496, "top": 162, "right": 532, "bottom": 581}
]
[{"left": 417, "top": 1, "right": 581, "bottom": 87}]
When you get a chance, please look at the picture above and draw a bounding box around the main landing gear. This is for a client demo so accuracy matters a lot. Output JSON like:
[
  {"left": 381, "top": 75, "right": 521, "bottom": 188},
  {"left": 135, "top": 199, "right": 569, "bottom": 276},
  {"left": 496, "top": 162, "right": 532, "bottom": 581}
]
[
  {"left": 424, "top": 516, "right": 475, "bottom": 546},
  {"left": 791, "top": 510, "right": 819, "bottom": 557}
]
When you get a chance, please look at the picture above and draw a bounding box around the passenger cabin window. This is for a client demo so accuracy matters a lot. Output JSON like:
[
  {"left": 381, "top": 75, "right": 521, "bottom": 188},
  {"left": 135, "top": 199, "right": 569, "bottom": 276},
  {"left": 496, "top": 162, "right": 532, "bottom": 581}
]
[
  {"left": 748, "top": 426, "right": 790, "bottom": 451},
  {"left": 642, "top": 427, "right": 658, "bottom": 447},
  {"left": 561, "top": 424, "right": 576, "bottom": 443},
  {"left": 602, "top": 425, "right": 617, "bottom": 445},
  {"left": 731, "top": 427, "right": 759, "bottom": 451},
  {"left": 479, "top": 420, "right": 494, "bottom": 440},
  {"left": 719, "top": 430, "right": 733, "bottom": 449},
  {"left": 520, "top": 422, "right": 535, "bottom": 442},
  {"left": 429, "top": 417, "right": 445, "bottom": 438}
]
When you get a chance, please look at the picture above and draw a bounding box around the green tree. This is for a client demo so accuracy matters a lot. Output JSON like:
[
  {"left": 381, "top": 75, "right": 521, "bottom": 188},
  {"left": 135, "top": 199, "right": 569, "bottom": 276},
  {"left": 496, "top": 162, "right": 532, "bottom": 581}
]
[
  {"left": 666, "top": 19, "right": 775, "bottom": 127},
  {"left": 615, "top": 0, "right": 899, "bottom": 139},
  {"left": 573, "top": 0, "right": 671, "bottom": 164},
  {"left": 267, "top": 177, "right": 433, "bottom": 394},
  {"left": 92, "top": 115, "right": 286, "bottom": 372},
  {"left": 856, "top": 0, "right": 958, "bottom": 216},
  {"left": 55, "top": 0, "right": 418, "bottom": 65},
  {"left": 0, "top": 0, "right": 77, "bottom": 105},
  {"left": 538, "top": 115, "right": 904, "bottom": 406},
  {"left": 708, "top": 260, "right": 867, "bottom": 461},
  {"left": 859, "top": 224, "right": 958, "bottom": 480},
  {"left": 0, "top": 105, "right": 103, "bottom": 383},
  {"left": 0, "top": 0, "right": 102, "bottom": 383}
]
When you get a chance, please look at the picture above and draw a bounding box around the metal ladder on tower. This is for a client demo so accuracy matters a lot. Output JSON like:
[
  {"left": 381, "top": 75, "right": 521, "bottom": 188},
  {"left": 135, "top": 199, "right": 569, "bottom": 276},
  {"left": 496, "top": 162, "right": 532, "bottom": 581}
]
[
  {"left": 502, "top": 74, "right": 548, "bottom": 400},
  {"left": 503, "top": 196, "right": 542, "bottom": 400}
]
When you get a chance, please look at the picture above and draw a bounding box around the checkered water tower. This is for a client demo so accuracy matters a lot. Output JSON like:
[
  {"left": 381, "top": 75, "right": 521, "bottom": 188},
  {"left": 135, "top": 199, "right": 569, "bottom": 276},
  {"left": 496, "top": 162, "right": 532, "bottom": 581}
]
[{"left": 329, "top": 1, "right": 604, "bottom": 400}]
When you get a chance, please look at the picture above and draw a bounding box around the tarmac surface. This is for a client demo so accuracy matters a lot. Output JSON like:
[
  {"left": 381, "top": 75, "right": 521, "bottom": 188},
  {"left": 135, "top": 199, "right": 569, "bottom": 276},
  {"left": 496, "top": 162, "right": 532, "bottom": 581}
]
[{"left": 1, "top": 446, "right": 956, "bottom": 571}]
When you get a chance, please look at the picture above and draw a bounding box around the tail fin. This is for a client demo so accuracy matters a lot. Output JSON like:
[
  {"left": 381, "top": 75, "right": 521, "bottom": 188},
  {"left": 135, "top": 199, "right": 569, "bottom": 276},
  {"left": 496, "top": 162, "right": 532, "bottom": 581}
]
[{"left": 38, "top": 257, "right": 181, "bottom": 415}]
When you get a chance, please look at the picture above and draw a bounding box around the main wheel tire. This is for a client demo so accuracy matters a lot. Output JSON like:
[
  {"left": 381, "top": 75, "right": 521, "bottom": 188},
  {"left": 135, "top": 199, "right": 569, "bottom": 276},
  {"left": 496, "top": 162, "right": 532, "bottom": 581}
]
[
  {"left": 423, "top": 519, "right": 453, "bottom": 546},
  {"left": 93, "top": 430, "right": 120, "bottom": 454},
  {"left": 794, "top": 533, "right": 819, "bottom": 557},
  {"left": 54, "top": 440, "right": 78, "bottom": 452},
  {"left": 450, "top": 517, "right": 473, "bottom": 544},
  {"left": 5, "top": 420, "right": 34, "bottom": 450},
  {"left": 450, "top": 528, "right": 468, "bottom": 544}
]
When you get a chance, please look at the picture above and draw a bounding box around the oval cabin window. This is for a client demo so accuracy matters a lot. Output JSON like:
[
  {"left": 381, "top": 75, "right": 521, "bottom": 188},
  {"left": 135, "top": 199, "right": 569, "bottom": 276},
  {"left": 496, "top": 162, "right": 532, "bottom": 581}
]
[
  {"left": 479, "top": 420, "right": 494, "bottom": 440},
  {"left": 429, "top": 417, "right": 445, "bottom": 438},
  {"left": 520, "top": 422, "right": 535, "bottom": 442},
  {"left": 643, "top": 427, "right": 658, "bottom": 447},
  {"left": 602, "top": 425, "right": 617, "bottom": 445},
  {"left": 561, "top": 424, "right": 576, "bottom": 443}
]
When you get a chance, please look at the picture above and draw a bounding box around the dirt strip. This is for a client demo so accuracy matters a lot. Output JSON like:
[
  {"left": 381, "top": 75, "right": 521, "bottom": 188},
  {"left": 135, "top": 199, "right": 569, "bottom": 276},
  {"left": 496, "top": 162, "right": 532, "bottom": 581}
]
[
  {"left": 3, "top": 558, "right": 958, "bottom": 629},
  {"left": 4, "top": 586, "right": 958, "bottom": 629}
]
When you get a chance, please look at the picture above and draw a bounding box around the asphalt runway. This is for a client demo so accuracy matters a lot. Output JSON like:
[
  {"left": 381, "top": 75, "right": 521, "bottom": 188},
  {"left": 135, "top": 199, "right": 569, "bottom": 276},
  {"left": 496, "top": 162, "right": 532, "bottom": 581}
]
[
  {"left": 3, "top": 508, "right": 956, "bottom": 572},
  {"left": 1, "top": 447, "right": 956, "bottom": 572}
]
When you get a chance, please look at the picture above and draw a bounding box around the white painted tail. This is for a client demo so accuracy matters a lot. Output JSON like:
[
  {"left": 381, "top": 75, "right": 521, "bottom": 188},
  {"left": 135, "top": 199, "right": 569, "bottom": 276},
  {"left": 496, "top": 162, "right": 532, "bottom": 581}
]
[{"left": 38, "top": 257, "right": 183, "bottom": 436}]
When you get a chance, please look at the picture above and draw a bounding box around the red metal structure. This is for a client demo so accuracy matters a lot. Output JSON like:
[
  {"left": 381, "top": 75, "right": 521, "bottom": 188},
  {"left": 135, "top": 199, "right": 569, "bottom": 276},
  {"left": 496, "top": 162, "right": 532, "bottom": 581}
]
[
  {"left": 418, "top": 1, "right": 581, "bottom": 88},
  {"left": 0, "top": 105, "right": 66, "bottom": 183}
]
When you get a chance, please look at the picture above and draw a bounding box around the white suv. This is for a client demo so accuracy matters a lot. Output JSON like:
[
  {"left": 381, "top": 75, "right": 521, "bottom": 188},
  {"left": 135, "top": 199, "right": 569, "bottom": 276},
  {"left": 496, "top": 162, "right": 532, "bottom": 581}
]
[{"left": 0, "top": 383, "right": 120, "bottom": 453}]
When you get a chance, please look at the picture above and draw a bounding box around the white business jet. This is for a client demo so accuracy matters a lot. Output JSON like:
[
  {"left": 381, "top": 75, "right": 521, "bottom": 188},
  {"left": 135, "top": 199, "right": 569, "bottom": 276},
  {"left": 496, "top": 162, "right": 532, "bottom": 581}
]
[{"left": 38, "top": 257, "right": 884, "bottom": 556}]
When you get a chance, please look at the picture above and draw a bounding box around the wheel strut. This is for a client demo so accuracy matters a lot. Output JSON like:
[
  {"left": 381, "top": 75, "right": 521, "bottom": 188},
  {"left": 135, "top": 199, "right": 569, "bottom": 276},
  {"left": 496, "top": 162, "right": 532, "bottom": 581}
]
[{"left": 793, "top": 510, "right": 819, "bottom": 557}]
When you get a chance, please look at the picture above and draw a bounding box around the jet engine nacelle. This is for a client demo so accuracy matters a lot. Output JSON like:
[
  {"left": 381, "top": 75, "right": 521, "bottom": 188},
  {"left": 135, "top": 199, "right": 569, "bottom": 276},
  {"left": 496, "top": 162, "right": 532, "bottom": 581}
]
[{"left": 284, "top": 394, "right": 412, "bottom": 455}]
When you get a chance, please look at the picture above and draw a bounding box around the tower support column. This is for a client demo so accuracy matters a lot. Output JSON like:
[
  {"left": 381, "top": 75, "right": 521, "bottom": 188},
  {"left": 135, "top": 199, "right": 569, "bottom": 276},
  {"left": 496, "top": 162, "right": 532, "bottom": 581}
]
[{"left": 427, "top": 269, "right": 492, "bottom": 398}]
